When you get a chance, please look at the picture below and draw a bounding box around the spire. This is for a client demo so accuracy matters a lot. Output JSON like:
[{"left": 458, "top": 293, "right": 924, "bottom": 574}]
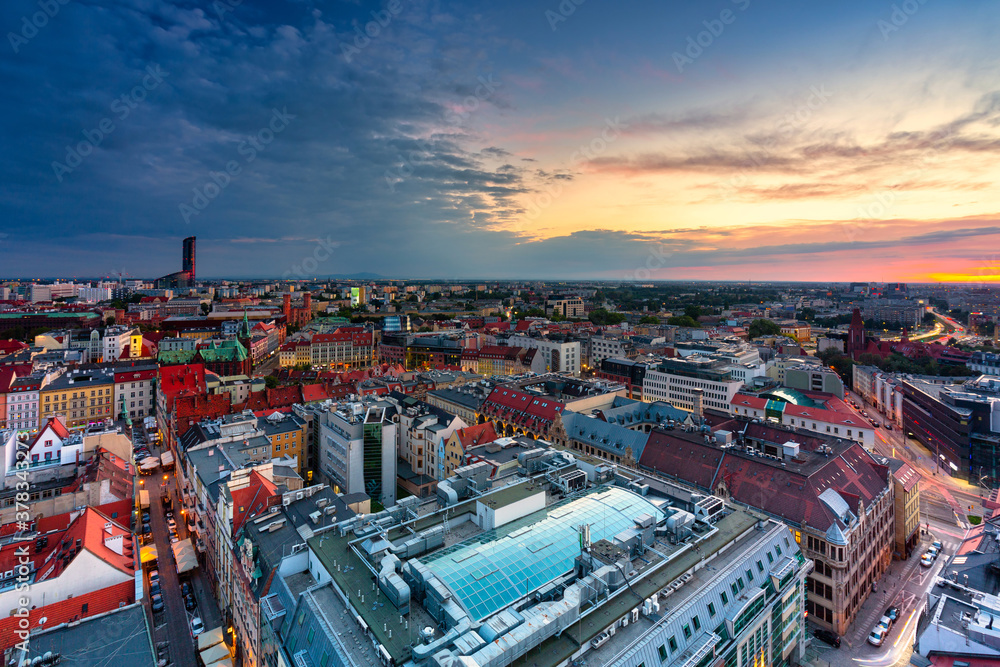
[{"left": 239, "top": 306, "right": 252, "bottom": 339}]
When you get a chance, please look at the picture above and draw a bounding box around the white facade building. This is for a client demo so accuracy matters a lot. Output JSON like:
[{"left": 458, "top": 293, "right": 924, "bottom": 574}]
[
  {"left": 509, "top": 335, "right": 581, "bottom": 376},
  {"left": 642, "top": 356, "right": 744, "bottom": 412}
]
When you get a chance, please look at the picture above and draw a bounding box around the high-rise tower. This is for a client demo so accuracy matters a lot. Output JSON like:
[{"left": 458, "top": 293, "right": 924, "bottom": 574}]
[{"left": 182, "top": 236, "right": 196, "bottom": 282}]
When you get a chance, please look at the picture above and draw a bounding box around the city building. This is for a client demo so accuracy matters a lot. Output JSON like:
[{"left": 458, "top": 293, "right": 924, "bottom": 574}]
[
  {"left": 597, "top": 357, "right": 649, "bottom": 400},
  {"left": 914, "top": 515, "right": 1000, "bottom": 660},
  {"left": 642, "top": 356, "right": 744, "bottom": 412},
  {"left": 113, "top": 363, "right": 157, "bottom": 422},
  {"left": 888, "top": 458, "right": 920, "bottom": 559},
  {"left": 391, "top": 394, "right": 467, "bottom": 496},
  {"left": 0, "top": 507, "right": 138, "bottom": 653},
  {"left": 39, "top": 367, "right": 115, "bottom": 429},
  {"left": 442, "top": 422, "right": 499, "bottom": 479},
  {"left": 589, "top": 335, "right": 633, "bottom": 369},
  {"left": 902, "top": 375, "right": 1000, "bottom": 483},
  {"left": 232, "top": 484, "right": 352, "bottom": 667},
  {"left": 258, "top": 410, "right": 308, "bottom": 474},
  {"left": 317, "top": 398, "right": 399, "bottom": 506},
  {"left": 426, "top": 382, "right": 491, "bottom": 425},
  {"left": 784, "top": 364, "right": 844, "bottom": 396},
  {"left": 509, "top": 334, "right": 582, "bottom": 376},
  {"left": 544, "top": 295, "right": 585, "bottom": 319},
  {"left": 296, "top": 467, "right": 809, "bottom": 667},
  {"left": 6, "top": 374, "right": 43, "bottom": 431},
  {"left": 155, "top": 235, "right": 197, "bottom": 288},
  {"left": 640, "top": 419, "right": 894, "bottom": 635},
  {"left": 729, "top": 390, "right": 875, "bottom": 448}
]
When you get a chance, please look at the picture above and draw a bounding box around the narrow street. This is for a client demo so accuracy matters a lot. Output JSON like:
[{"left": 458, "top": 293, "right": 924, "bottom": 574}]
[{"left": 140, "top": 438, "right": 224, "bottom": 666}]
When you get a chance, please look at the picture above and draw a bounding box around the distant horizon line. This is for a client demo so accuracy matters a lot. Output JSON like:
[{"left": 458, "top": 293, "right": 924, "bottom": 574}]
[{"left": 0, "top": 276, "right": 990, "bottom": 286}]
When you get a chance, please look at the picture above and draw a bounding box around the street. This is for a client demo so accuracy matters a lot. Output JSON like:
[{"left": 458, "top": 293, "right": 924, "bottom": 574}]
[
  {"left": 806, "top": 528, "right": 962, "bottom": 667},
  {"left": 801, "top": 387, "right": 983, "bottom": 667},
  {"left": 139, "top": 437, "right": 223, "bottom": 667}
]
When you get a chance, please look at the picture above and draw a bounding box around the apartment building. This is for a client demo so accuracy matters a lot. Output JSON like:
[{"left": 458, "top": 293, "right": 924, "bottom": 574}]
[
  {"left": 318, "top": 399, "right": 399, "bottom": 507},
  {"left": 642, "top": 356, "right": 744, "bottom": 412},
  {"left": 544, "top": 295, "right": 585, "bottom": 319},
  {"left": 508, "top": 334, "right": 582, "bottom": 376},
  {"left": 39, "top": 368, "right": 115, "bottom": 429}
]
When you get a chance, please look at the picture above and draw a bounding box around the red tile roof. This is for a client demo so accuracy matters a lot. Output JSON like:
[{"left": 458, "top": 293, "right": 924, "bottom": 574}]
[
  {"left": 231, "top": 470, "right": 278, "bottom": 536},
  {"left": 453, "top": 422, "right": 499, "bottom": 450},
  {"left": 0, "top": 581, "right": 135, "bottom": 652},
  {"left": 300, "top": 383, "right": 331, "bottom": 403},
  {"left": 640, "top": 429, "right": 890, "bottom": 531},
  {"left": 640, "top": 431, "right": 724, "bottom": 490},
  {"left": 481, "top": 386, "right": 564, "bottom": 429},
  {"left": 891, "top": 459, "right": 920, "bottom": 493},
  {"left": 159, "top": 364, "right": 208, "bottom": 410},
  {"left": 0, "top": 340, "right": 29, "bottom": 356}
]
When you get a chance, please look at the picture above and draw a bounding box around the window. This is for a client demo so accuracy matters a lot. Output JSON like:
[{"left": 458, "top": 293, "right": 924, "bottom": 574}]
[
  {"left": 682, "top": 624, "right": 691, "bottom": 639},
  {"left": 746, "top": 568, "right": 754, "bottom": 581},
  {"left": 668, "top": 636, "right": 678, "bottom": 652},
  {"left": 692, "top": 615, "right": 701, "bottom": 631},
  {"left": 307, "top": 627, "right": 315, "bottom": 644},
  {"left": 658, "top": 645, "right": 668, "bottom": 661},
  {"left": 731, "top": 582, "right": 739, "bottom": 596},
  {"left": 767, "top": 552, "right": 774, "bottom": 564},
  {"left": 721, "top": 591, "right": 728, "bottom": 605},
  {"left": 708, "top": 602, "right": 716, "bottom": 617}
]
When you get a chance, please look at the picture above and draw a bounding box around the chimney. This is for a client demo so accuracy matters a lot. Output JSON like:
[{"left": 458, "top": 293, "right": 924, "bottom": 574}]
[{"left": 692, "top": 387, "right": 704, "bottom": 420}]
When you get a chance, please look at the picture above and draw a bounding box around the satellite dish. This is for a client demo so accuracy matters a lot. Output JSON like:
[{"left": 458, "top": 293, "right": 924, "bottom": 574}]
[{"left": 38, "top": 617, "right": 47, "bottom": 625}]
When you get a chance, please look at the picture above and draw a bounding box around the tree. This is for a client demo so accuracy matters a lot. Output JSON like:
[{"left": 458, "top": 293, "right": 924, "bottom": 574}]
[
  {"left": 747, "top": 318, "right": 782, "bottom": 339},
  {"left": 639, "top": 315, "right": 660, "bottom": 325},
  {"left": 667, "top": 315, "right": 700, "bottom": 328},
  {"left": 683, "top": 304, "right": 702, "bottom": 320},
  {"left": 200, "top": 302, "right": 210, "bottom": 316},
  {"left": 588, "top": 309, "right": 627, "bottom": 326},
  {"left": 264, "top": 376, "right": 280, "bottom": 389},
  {"left": 106, "top": 316, "right": 116, "bottom": 326}
]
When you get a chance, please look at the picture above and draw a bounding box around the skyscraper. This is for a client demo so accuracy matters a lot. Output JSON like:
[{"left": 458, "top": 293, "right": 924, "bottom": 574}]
[
  {"left": 182, "top": 236, "right": 196, "bottom": 282},
  {"left": 155, "top": 236, "right": 197, "bottom": 288}
]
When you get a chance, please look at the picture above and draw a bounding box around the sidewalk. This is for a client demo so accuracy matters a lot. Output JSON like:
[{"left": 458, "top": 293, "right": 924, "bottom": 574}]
[{"left": 843, "top": 538, "right": 927, "bottom": 650}]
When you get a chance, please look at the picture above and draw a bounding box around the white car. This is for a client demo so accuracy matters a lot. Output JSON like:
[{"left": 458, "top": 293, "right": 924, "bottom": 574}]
[
  {"left": 191, "top": 617, "right": 205, "bottom": 637},
  {"left": 921, "top": 553, "right": 934, "bottom": 567},
  {"left": 868, "top": 627, "right": 886, "bottom": 647}
]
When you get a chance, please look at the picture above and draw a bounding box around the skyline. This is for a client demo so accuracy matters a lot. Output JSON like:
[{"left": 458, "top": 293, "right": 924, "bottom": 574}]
[{"left": 3, "top": 0, "right": 1000, "bottom": 281}]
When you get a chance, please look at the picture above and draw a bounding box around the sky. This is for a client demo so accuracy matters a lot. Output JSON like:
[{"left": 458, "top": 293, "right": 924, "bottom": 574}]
[{"left": 2, "top": 0, "right": 1000, "bottom": 282}]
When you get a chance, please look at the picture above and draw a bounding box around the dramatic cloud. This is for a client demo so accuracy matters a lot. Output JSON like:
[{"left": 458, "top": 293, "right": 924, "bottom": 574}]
[{"left": 1, "top": 0, "right": 999, "bottom": 280}]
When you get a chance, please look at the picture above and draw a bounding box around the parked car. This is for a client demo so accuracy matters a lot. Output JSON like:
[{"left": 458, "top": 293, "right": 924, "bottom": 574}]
[
  {"left": 813, "top": 629, "right": 841, "bottom": 648},
  {"left": 181, "top": 582, "right": 191, "bottom": 596},
  {"left": 877, "top": 615, "right": 892, "bottom": 632},
  {"left": 184, "top": 594, "right": 198, "bottom": 611},
  {"left": 149, "top": 570, "right": 159, "bottom": 585},
  {"left": 928, "top": 545, "right": 940, "bottom": 559},
  {"left": 191, "top": 617, "right": 205, "bottom": 637},
  {"left": 167, "top": 518, "right": 177, "bottom": 531},
  {"left": 932, "top": 540, "right": 943, "bottom": 551},
  {"left": 868, "top": 627, "right": 887, "bottom": 647},
  {"left": 921, "top": 552, "right": 935, "bottom": 567},
  {"left": 151, "top": 594, "right": 164, "bottom": 613},
  {"left": 885, "top": 606, "right": 900, "bottom": 622},
  {"left": 170, "top": 534, "right": 180, "bottom": 544}
]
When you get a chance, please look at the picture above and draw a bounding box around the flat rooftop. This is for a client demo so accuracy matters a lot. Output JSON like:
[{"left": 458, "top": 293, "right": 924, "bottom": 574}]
[{"left": 509, "top": 506, "right": 760, "bottom": 667}]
